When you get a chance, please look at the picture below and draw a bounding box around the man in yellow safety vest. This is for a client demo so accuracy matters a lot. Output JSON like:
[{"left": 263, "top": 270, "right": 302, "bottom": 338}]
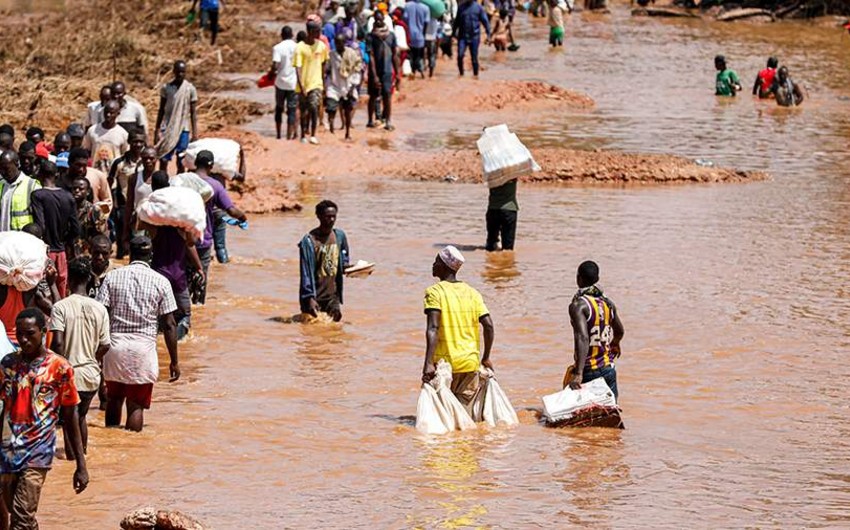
[{"left": 0, "top": 150, "right": 41, "bottom": 232}]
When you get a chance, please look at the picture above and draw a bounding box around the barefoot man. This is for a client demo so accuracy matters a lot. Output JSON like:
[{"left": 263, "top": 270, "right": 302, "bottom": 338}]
[
  {"left": 566, "top": 260, "right": 625, "bottom": 399},
  {"left": 422, "top": 246, "right": 495, "bottom": 410}
]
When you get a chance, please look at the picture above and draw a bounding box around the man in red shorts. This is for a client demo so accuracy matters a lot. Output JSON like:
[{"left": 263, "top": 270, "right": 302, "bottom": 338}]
[{"left": 95, "top": 236, "right": 180, "bottom": 432}]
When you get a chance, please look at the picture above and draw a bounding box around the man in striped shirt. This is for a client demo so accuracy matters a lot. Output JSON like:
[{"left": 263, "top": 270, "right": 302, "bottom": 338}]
[
  {"left": 96, "top": 236, "right": 180, "bottom": 432},
  {"left": 567, "top": 261, "right": 625, "bottom": 399}
]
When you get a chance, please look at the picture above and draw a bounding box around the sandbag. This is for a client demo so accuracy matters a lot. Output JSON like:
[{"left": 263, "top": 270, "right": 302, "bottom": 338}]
[
  {"left": 421, "top": 0, "right": 447, "bottom": 18},
  {"left": 477, "top": 124, "right": 540, "bottom": 189},
  {"left": 415, "top": 360, "right": 476, "bottom": 434},
  {"left": 170, "top": 172, "right": 214, "bottom": 202},
  {"left": 137, "top": 187, "right": 207, "bottom": 241},
  {"left": 183, "top": 138, "right": 242, "bottom": 179},
  {"left": 0, "top": 231, "right": 47, "bottom": 292}
]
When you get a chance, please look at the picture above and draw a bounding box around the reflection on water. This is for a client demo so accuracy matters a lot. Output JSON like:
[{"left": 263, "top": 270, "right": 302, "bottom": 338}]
[{"left": 35, "top": 7, "right": 850, "bottom": 529}]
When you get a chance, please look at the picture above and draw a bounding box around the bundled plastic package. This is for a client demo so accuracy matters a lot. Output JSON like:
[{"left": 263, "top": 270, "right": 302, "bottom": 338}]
[
  {"left": 476, "top": 124, "right": 540, "bottom": 189},
  {"left": 542, "top": 377, "right": 622, "bottom": 428},
  {"left": 415, "top": 360, "right": 476, "bottom": 435},
  {"left": 137, "top": 187, "right": 207, "bottom": 241},
  {"left": 0, "top": 231, "right": 47, "bottom": 292},
  {"left": 183, "top": 138, "right": 242, "bottom": 179},
  {"left": 170, "top": 172, "right": 214, "bottom": 202},
  {"left": 470, "top": 368, "right": 519, "bottom": 427}
]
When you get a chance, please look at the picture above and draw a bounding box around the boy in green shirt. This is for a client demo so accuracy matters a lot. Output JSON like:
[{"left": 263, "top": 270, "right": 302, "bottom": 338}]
[{"left": 715, "top": 55, "right": 741, "bottom": 97}]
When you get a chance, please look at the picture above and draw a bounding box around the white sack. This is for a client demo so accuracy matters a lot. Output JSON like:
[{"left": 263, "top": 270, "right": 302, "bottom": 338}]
[
  {"left": 477, "top": 124, "right": 540, "bottom": 189},
  {"left": 394, "top": 25, "right": 409, "bottom": 51},
  {"left": 137, "top": 187, "right": 207, "bottom": 241},
  {"left": 415, "top": 384, "right": 452, "bottom": 435},
  {"left": 0, "top": 231, "right": 47, "bottom": 292},
  {"left": 183, "top": 138, "right": 241, "bottom": 179},
  {"left": 541, "top": 377, "right": 617, "bottom": 424},
  {"left": 481, "top": 371, "right": 519, "bottom": 427},
  {"left": 170, "top": 172, "right": 214, "bottom": 202},
  {"left": 0, "top": 321, "right": 15, "bottom": 356},
  {"left": 415, "top": 360, "right": 476, "bottom": 434},
  {"left": 402, "top": 58, "right": 412, "bottom": 77}
]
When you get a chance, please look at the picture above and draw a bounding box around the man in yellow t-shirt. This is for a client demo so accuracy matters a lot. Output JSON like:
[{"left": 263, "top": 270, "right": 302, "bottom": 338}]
[
  {"left": 422, "top": 245, "right": 495, "bottom": 408},
  {"left": 294, "top": 20, "right": 329, "bottom": 145}
]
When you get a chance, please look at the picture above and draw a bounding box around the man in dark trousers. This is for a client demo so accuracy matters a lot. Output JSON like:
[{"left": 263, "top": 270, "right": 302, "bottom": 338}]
[
  {"left": 298, "top": 200, "right": 349, "bottom": 322},
  {"left": 485, "top": 178, "right": 518, "bottom": 251},
  {"left": 567, "top": 261, "right": 625, "bottom": 399},
  {"left": 31, "top": 160, "right": 80, "bottom": 297},
  {"left": 453, "top": 0, "right": 491, "bottom": 77}
]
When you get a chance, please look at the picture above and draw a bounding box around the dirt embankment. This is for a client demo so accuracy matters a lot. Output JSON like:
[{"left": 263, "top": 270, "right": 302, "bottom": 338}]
[
  {"left": 398, "top": 80, "right": 595, "bottom": 112},
  {"left": 0, "top": 0, "right": 281, "bottom": 132},
  {"left": 393, "top": 148, "right": 767, "bottom": 184}
]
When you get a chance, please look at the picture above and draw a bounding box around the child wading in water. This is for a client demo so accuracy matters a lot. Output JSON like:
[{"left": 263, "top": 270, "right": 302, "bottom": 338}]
[
  {"left": 491, "top": 9, "right": 510, "bottom": 52},
  {"left": 548, "top": 0, "right": 568, "bottom": 47}
]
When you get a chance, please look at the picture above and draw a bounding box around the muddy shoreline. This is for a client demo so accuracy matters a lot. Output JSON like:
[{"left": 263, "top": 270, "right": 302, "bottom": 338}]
[{"left": 231, "top": 75, "right": 765, "bottom": 212}]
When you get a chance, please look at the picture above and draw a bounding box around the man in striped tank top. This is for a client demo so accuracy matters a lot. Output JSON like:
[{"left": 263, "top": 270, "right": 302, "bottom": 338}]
[{"left": 567, "top": 261, "right": 625, "bottom": 399}]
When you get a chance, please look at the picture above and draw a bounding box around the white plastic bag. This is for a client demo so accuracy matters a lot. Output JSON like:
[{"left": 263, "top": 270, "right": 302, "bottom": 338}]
[
  {"left": 170, "top": 172, "right": 214, "bottom": 202},
  {"left": 402, "top": 58, "right": 412, "bottom": 77},
  {"left": 183, "top": 138, "right": 242, "bottom": 179},
  {"left": 0, "top": 231, "right": 47, "bottom": 292},
  {"left": 137, "top": 187, "right": 207, "bottom": 241},
  {"left": 0, "top": 321, "right": 15, "bottom": 356},
  {"left": 415, "top": 360, "right": 476, "bottom": 434},
  {"left": 476, "top": 124, "right": 541, "bottom": 189},
  {"left": 394, "top": 25, "right": 409, "bottom": 51},
  {"left": 541, "top": 376, "right": 617, "bottom": 424}
]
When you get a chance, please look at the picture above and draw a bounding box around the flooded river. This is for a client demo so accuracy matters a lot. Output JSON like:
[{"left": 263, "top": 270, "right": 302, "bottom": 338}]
[{"left": 41, "top": 6, "right": 850, "bottom": 529}]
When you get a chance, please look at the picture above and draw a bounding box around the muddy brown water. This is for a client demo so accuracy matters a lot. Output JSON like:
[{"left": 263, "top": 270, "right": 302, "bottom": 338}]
[{"left": 39, "top": 7, "right": 850, "bottom": 529}]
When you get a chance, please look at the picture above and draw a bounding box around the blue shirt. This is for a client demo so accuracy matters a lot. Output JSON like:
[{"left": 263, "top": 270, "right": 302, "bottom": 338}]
[
  {"left": 200, "top": 0, "right": 219, "bottom": 9},
  {"left": 453, "top": 0, "right": 491, "bottom": 41},
  {"left": 404, "top": 0, "right": 431, "bottom": 48}
]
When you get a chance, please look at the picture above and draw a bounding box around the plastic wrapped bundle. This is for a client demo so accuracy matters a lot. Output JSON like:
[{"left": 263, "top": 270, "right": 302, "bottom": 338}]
[
  {"left": 541, "top": 377, "right": 622, "bottom": 428},
  {"left": 183, "top": 138, "right": 242, "bottom": 179},
  {"left": 0, "top": 231, "right": 47, "bottom": 292},
  {"left": 137, "top": 187, "right": 207, "bottom": 241},
  {"left": 415, "top": 360, "right": 476, "bottom": 434},
  {"left": 477, "top": 124, "right": 540, "bottom": 189},
  {"left": 170, "top": 172, "right": 214, "bottom": 202}
]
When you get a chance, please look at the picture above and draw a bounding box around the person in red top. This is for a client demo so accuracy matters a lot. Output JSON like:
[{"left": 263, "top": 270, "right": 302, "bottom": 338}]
[
  {"left": 0, "top": 308, "right": 88, "bottom": 529},
  {"left": 752, "top": 57, "right": 778, "bottom": 99}
]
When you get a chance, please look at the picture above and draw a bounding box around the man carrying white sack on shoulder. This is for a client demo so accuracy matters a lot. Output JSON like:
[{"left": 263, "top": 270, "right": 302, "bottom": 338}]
[{"left": 422, "top": 245, "right": 495, "bottom": 412}]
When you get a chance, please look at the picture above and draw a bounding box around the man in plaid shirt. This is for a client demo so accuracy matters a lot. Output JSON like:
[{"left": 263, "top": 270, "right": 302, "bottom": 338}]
[{"left": 96, "top": 236, "right": 180, "bottom": 432}]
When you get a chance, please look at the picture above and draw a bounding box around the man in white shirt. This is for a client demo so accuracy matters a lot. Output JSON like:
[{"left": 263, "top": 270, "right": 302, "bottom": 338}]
[
  {"left": 271, "top": 25, "right": 299, "bottom": 140},
  {"left": 50, "top": 257, "right": 111, "bottom": 457},
  {"left": 82, "top": 100, "right": 129, "bottom": 175},
  {"left": 111, "top": 80, "right": 149, "bottom": 138},
  {"left": 83, "top": 85, "right": 112, "bottom": 130}
]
